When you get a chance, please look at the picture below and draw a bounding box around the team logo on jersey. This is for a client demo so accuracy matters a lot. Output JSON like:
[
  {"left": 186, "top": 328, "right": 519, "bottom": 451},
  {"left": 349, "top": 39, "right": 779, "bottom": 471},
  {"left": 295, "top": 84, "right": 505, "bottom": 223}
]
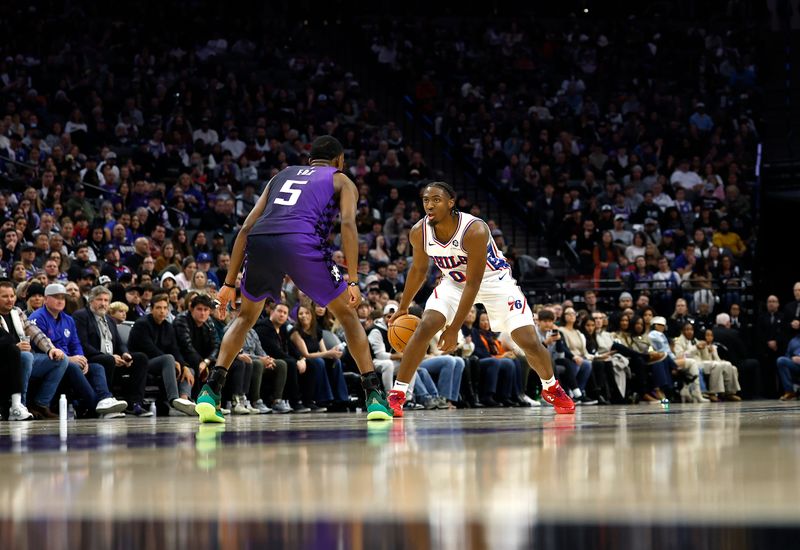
[
  {"left": 64, "top": 329, "right": 71, "bottom": 338},
  {"left": 452, "top": 239, "right": 459, "bottom": 248},
  {"left": 330, "top": 265, "right": 342, "bottom": 283}
]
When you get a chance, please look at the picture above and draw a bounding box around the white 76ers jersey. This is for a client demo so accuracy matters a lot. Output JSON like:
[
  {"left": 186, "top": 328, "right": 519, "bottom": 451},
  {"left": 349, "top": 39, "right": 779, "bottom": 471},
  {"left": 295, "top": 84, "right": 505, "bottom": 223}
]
[{"left": 422, "top": 212, "right": 511, "bottom": 284}]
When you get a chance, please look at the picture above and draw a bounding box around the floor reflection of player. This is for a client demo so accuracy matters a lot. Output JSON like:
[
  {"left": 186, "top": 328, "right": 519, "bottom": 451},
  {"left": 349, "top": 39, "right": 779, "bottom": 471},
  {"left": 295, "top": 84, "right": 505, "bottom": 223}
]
[
  {"left": 387, "top": 182, "right": 575, "bottom": 416},
  {"left": 194, "top": 136, "right": 393, "bottom": 423}
]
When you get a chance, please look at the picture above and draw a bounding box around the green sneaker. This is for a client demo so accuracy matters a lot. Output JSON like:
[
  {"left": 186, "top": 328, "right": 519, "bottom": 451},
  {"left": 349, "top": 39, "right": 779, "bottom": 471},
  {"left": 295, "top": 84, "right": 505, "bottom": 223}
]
[
  {"left": 366, "top": 390, "right": 393, "bottom": 421},
  {"left": 196, "top": 385, "right": 225, "bottom": 424}
]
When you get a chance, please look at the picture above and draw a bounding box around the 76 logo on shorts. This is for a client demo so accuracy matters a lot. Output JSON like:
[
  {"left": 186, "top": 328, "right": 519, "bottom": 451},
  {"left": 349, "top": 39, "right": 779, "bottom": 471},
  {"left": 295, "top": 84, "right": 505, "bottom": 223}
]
[{"left": 507, "top": 297, "right": 524, "bottom": 311}]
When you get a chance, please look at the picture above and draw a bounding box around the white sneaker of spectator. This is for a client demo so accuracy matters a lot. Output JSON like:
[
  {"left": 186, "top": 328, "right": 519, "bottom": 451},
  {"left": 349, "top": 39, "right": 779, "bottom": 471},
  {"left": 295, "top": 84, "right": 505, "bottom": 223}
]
[
  {"left": 9, "top": 402, "right": 34, "bottom": 421},
  {"left": 243, "top": 397, "right": 263, "bottom": 414},
  {"left": 171, "top": 397, "right": 197, "bottom": 416},
  {"left": 100, "top": 411, "right": 127, "bottom": 419},
  {"left": 521, "top": 394, "right": 541, "bottom": 407},
  {"left": 96, "top": 397, "right": 127, "bottom": 416},
  {"left": 253, "top": 399, "right": 272, "bottom": 414},
  {"left": 231, "top": 396, "right": 250, "bottom": 415}
]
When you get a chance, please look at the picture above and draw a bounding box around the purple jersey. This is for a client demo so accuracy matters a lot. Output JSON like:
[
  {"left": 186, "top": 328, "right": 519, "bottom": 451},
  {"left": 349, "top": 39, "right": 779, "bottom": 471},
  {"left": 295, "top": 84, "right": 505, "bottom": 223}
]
[{"left": 250, "top": 165, "right": 339, "bottom": 240}]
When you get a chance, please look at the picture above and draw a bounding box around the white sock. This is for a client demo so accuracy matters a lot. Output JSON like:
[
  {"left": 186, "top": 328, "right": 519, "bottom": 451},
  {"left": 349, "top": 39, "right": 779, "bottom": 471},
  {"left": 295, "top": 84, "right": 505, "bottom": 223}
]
[
  {"left": 11, "top": 393, "right": 22, "bottom": 408},
  {"left": 392, "top": 381, "right": 409, "bottom": 395},
  {"left": 573, "top": 388, "right": 583, "bottom": 398},
  {"left": 541, "top": 376, "right": 557, "bottom": 390}
]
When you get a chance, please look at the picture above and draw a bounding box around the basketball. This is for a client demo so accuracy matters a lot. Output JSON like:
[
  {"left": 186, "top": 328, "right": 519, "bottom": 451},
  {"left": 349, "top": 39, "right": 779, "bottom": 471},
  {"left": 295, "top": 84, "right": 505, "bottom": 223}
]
[{"left": 388, "top": 314, "right": 420, "bottom": 352}]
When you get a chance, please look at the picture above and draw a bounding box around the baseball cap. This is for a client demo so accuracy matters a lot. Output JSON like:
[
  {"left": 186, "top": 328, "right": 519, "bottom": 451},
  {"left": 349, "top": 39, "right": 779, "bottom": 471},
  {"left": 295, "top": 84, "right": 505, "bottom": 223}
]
[
  {"left": 160, "top": 272, "right": 177, "bottom": 285},
  {"left": 536, "top": 257, "right": 550, "bottom": 269},
  {"left": 125, "top": 285, "right": 143, "bottom": 295},
  {"left": 644, "top": 217, "right": 658, "bottom": 225},
  {"left": 383, "top": 303, "right": 398, "bottom": 315},
  {"left": 104, "top": 243, "right": 117, "bottom": 254},
  {"left": 74, "top": 183, "right": 85, "bottom": 191},
  {"left": 44, "top": 283, "right": 67, "bottom": 296},
  {"left": 21, "top": 243, "right": 37, "bottom": 253},
  {"left": 614, "top": 214, "right": 626, "bottom": 221},
  {"left": 491, "top": 228, "right": 503, "bottom": 237},
  {"left": 601, "top": 204, "right": 613, "bottom": 211},
  {"left": 98, "top": 275, "right": 112, "bottom": 285},
  {"left": 196, "top": 252, "right": 213, "bottom": 263},
  {"left": 213, "top": 231, "right": 225, "bottom": 239},
  {"left": 80, "top": 268, "right": 97, "bottom": 279},
  {"left": 619, "top": 291, "right": 633, "bottom": 301},
  {"left": 652, "top": 316, "right": 667, "bottom": 327},
  {"left": 26, "top": 283, "right": 45, "bottom": 298}
]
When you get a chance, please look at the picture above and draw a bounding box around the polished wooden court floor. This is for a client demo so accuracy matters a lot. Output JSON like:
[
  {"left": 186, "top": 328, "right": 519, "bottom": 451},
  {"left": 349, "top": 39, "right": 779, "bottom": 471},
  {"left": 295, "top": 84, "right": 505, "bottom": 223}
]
[{"left": 1, "top": 401, "right": 799, "bottom": 549}]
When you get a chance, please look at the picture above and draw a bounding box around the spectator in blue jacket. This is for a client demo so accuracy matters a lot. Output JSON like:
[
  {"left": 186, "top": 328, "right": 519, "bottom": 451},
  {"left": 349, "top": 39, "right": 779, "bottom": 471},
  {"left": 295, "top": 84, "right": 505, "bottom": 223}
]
[{"left": 28, "top": 283, "right": 128, "bottom": 418}]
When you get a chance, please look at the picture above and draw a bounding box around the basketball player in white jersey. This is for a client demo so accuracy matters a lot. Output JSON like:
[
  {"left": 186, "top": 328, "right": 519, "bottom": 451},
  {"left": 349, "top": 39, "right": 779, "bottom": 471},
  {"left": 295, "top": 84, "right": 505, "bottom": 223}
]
[{"left": 387, "top": 182, "right": 575, "bottom": 416}]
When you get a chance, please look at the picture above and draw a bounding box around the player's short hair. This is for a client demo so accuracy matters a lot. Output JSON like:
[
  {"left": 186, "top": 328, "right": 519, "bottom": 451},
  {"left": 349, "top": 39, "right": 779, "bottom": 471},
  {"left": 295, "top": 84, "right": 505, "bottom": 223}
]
[
  {"left": 425, "top": 181, "right": 457, "bottom": 200},
  {"left": 310, "top": 136, "right": 344, "bottom": 161}
]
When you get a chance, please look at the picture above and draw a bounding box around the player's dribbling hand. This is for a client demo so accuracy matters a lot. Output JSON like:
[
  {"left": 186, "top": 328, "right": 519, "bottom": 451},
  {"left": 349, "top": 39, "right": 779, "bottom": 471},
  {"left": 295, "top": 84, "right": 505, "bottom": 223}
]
[
  {"left": 218, "top": 284, "right": 236, "bottom": 313},
  {"left": 387, "top": 308, "right": 408, "bottom": 326},
  {"left": 438, "top": 326, "right": 459, "bottom": 353}
]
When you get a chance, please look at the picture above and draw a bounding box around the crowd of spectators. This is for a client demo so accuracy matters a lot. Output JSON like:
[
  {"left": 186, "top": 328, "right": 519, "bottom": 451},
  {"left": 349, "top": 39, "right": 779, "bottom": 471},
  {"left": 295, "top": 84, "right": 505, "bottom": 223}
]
[{"left": 0, "top": 7, "right": 796, "bottom": 421}]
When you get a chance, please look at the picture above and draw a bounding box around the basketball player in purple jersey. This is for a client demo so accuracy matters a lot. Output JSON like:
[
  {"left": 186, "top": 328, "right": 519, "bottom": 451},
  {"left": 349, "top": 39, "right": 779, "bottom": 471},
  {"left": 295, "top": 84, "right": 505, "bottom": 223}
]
[{"left": 195, "top": 136, "right": 393, "bottom": 423}]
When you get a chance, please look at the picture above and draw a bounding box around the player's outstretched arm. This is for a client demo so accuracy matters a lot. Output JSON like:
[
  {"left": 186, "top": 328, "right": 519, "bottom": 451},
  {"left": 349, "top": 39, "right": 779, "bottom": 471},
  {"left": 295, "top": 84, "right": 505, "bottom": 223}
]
[
  {"left": 388, "top": 221, "right": 429, "bottom": 324},
  {"left": 219, "top": 178, "right": 273, "bottom": 311},
  {"left": 438, "top": 221, "right": 489, "bottom": 352}
]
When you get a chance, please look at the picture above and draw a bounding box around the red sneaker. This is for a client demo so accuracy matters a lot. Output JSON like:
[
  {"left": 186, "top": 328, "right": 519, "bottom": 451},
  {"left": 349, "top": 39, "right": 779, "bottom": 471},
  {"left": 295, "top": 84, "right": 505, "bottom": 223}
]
[
  {"left": 541, "top": 381, "right": 575, "bottom": 414},
  {"left": 388, "top": 390, "right": 405, "bottom": 418}
]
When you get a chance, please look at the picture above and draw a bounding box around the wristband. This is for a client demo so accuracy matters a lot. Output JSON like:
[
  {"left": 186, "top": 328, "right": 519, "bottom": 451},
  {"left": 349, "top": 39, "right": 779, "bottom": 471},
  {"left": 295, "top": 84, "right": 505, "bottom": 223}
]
[
  {"left": 348, "top": 282, "right": 359, "bottom": 287},
  {"left": 222, "top": 282, "right": 236, "bottom": 289}
]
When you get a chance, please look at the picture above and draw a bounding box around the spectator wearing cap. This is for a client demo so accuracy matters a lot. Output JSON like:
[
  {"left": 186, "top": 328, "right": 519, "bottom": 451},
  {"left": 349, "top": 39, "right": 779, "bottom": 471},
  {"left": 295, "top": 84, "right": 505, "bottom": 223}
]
[
  {"left": 220, "top": 126, "right": 246, "bottom": 159},
  {"left": 20, "top": 244, "right": 37, "bottom": 278},
  {"left": 124, "top": 286, "right": 146, "bottom": 322},
  {"left": 127, "top": 293, "right": 196, "bottom": 416},
  {"left": 0, "top": 280, "right": 68, "bottom": 420},
  {"left": 610, "top": 214, "right": 633, "bottom": 251},
  {"left": 73, "top": 286, "right": 152, "bottom": 416},
  {"left": 192, "top": 117, "right": 219, "bottom": 146},
  {"left": 100, "top": 244, "right": 128, "bottom": 281},
  {"left": 64, "top": 183, "right": 96, "bottom": 223},
  {"left": 642, "top": 217, "right": 662, "bottom": 246},
  {"left": 174, "top": 256, "right": 197, "bottom": 291},
  {"left": 28, "top": 283, "right": 128, "bottom": 418},
  {"left": 597, "top": 205, "right": 615, "bottom": 232},
  {"left": 67, "top": 244, "right": 92, "bottom": 282},
  {"left": 195, "top": 252, "right": 219, "bottom": 288},
  {"left": 143, "top": 191, "right": 172, "bottom": 235},
  {"left": 689, "top": 102, "right": 714, "bottom": 133}
]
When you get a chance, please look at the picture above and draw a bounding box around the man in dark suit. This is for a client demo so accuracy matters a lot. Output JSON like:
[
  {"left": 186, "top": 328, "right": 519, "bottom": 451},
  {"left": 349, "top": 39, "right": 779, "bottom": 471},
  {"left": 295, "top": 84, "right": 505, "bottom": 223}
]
[
  {"left": 73, "top": 286, "right": 151, "bottom": 416},
  {"left": 756, "top": 295, "right": 785, "bottom": 398},
  {"left": 782, "top": 282, "right": 800, "bottom": 341},
  {"left": 713, "top": 313, "right": 761, "bottom": 399}
]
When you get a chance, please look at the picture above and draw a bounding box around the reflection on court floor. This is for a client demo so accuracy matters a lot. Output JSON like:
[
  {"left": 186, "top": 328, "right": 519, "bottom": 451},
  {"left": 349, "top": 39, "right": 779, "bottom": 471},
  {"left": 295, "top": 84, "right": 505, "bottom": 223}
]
[{"left": 1, "top": 403, "right": 799, "bottom": 549}]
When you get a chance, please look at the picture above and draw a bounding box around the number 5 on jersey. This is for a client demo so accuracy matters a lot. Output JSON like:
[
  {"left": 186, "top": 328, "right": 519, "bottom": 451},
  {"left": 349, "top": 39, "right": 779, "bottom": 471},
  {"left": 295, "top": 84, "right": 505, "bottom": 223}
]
[{"left": 274, "top": 179, "right": 307, "bottom": 206}]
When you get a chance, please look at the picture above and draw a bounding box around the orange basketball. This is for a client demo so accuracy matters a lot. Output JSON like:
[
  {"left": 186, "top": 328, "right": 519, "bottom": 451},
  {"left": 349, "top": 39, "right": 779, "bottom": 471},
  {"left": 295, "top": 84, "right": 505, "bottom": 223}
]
[{"left": 388, "top": 314, "right": 420, "bottom": 352}]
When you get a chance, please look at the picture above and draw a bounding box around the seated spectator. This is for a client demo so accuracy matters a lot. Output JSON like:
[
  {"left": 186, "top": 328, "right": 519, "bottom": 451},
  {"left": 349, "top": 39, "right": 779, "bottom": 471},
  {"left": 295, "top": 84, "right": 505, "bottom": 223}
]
[
  {"left": 108, "top": 302, "right": 129, "bottom": 324},
  {"left": 225, "top": 300, "right": 290, "bottom": 414},
  {"left": 777, "top": 333, "right": 800, "bottom": 401},
  {"left": 474, "top": 311, "right": 526, "bottom": 407},
  {"left": 73, "top": 286, "right": 152, "bottom": 416},
  {"left": 127, "top": 293, "right": 196, "bottom": 415},
  {"left": 124, "top": 286, "right": 146, "bottom": 321},
  {"left": 289, "top": 301, "right": 349, "bottom": 412},
  {"left": 535, "top": 309, "right": 590, "bottom": 404},
  {"left": 24, "top": 282, "right": 45, "bottom": 315},
  {"left": 697, "top": 328, "right": 741, "bottom": 401},
  {"left": 28, "top": 283, "right": 128, "bottom": 418},
  {"left": 174, "top": 256, "right": 196, "bottom": 291},
  {"left": 712, "top": 313, "right": 760, "bottom": 399},
  {"left": 254, "top": 303, "right": 311, "bottom": 413}
]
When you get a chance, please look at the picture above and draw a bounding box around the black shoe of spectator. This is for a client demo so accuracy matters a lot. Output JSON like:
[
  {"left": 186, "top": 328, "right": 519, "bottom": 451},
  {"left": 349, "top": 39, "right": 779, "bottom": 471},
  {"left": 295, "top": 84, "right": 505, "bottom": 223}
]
[{"left": 482, "top": 396, "right": 500, "bottom": 407}]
